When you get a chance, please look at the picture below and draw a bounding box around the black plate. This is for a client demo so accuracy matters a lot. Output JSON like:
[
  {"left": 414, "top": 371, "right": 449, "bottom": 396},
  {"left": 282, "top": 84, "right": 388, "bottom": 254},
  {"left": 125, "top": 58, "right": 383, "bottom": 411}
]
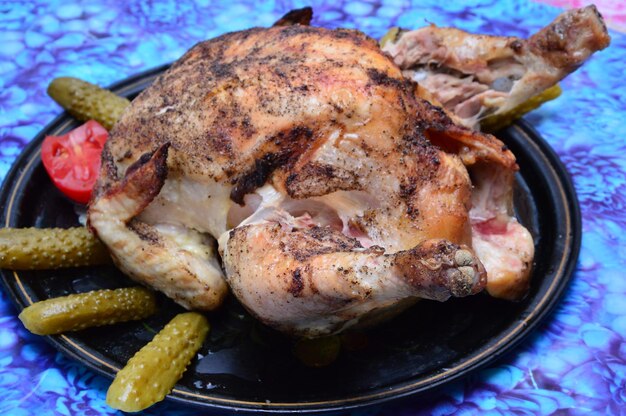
[{"left": 0, "top": 66, "right": 581, "bottom": 413}]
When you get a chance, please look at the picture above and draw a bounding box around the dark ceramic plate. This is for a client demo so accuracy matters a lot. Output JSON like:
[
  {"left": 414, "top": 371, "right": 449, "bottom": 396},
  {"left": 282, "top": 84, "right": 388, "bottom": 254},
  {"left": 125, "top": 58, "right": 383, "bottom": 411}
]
[{"left": 0, "top": 66, "right": 580, "bottom": 413}]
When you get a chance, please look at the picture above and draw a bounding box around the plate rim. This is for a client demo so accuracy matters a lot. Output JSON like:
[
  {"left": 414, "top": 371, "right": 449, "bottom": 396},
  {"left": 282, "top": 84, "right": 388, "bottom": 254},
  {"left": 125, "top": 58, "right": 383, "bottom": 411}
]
[{"left": 0, "top": 66, "right": 582, "bottom": 413}]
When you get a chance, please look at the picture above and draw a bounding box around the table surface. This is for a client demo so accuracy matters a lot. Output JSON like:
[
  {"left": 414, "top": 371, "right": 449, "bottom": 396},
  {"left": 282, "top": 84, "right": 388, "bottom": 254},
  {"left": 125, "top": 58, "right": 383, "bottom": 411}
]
[{"left": 1, "top": 0, "right": 624, "bottom": 414}]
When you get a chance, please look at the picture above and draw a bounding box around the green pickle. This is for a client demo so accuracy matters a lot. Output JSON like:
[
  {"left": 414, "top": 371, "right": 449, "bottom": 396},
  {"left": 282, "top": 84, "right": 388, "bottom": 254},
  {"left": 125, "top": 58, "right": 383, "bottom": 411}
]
[
  {"left": 47, "top": 77, "right": 130, "bottom": 130},
  {"left": 481, "top": 84, "right": 562, "bottom": 132},
  {"left": 293, "top": 335, "right": 341, "bottom": 367},
  {"left": 379, "top": 26, "right": 401, "bottom": 48},
  {"left": 0, "top": 227, "right": 110, "bottom": 270},
  {"left": 18, "top": 287, "right": 157, "bottom": 335},
  {"left": 106, "top": 312, "right": 210, "bottom": 412}
]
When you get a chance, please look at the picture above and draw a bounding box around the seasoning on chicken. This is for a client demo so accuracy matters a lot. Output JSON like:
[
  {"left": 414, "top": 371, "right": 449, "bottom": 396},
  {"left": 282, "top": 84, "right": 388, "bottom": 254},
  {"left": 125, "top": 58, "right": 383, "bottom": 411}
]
[
  {"left": 382, "top": 5, "right": 610, "bottom": 130},
  {"left": 88, "top": 24, "right": 512, "bottom": 336}
]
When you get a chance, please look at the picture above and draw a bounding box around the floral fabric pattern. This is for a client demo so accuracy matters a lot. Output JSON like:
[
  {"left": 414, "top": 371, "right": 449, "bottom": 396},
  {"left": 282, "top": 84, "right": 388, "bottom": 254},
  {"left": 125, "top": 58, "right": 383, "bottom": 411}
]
[{"left": 0, "top": 0, "right": 624, "bottom": 414}]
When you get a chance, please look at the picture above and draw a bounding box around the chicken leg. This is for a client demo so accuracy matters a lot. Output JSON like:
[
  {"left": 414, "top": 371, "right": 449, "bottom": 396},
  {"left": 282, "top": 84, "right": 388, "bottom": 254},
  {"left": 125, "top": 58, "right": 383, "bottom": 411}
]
[{"left": 222, "top": 222, "right": 485, "bottom": 337}]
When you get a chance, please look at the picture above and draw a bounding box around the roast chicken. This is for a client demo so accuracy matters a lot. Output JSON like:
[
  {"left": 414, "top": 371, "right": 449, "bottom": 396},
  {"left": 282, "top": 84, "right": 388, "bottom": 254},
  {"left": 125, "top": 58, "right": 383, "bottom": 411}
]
[{"left": 87, "top": 7, "right": 606, "bottom": 336}]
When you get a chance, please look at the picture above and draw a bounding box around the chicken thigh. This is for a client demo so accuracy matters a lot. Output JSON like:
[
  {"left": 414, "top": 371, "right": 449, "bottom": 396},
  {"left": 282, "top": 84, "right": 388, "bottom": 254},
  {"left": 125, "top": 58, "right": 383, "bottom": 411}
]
[{"left": 86, "top": 25, "right": 524, "bottom": 336}]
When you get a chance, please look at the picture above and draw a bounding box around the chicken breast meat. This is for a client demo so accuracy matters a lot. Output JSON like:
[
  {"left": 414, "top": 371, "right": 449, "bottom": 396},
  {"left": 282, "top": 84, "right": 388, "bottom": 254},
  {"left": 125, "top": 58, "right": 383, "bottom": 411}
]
[{"left": 88, "top": 23, "right": 533, "bottom": 336}]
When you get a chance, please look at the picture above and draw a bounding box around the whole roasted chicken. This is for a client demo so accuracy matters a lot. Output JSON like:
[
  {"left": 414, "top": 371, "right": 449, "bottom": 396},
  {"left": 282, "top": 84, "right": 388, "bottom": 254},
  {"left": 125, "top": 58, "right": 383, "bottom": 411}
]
[{"left": 88, "top": 7, "right": 607, "bottom": 337}]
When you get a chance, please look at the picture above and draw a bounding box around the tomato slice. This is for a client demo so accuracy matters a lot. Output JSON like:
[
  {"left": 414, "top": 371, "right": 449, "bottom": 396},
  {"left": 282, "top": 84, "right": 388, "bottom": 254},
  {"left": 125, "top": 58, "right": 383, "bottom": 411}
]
[{"left": 41, "top": 120, "right": 108, "bottom": 204}]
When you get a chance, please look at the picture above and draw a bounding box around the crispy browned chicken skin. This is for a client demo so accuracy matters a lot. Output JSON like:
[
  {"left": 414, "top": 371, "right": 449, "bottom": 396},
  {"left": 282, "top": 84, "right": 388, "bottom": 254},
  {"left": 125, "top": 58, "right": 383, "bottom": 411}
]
[{"left": 87, "top": 25, "right": 528, "bottom": 336}]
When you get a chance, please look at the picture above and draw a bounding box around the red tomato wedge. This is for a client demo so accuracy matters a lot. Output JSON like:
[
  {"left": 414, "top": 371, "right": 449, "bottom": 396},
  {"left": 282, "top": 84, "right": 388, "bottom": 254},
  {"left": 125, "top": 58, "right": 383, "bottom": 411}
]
[{"left": 41, "top": 120, "right": 108, "bottom": 204}]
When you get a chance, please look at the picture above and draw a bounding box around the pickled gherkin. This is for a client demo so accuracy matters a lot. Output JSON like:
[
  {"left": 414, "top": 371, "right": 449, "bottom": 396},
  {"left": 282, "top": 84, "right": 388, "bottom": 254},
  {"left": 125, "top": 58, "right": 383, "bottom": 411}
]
[
  {"left": 293, "top": 335, "right": 341, "bottom": 367},
  {"left": 106, "top": 312, "right": 210, "bottom": 412},
  {"left": 481, "top": 84, "right": 562, "bottom": 132},
  {"left": 0, "top": 227, "right": 110, "bottom": 270},
  {"left": 379, "top": 26, "right": 402, "bottom": 48},
  {"left": 47, "top": 77, "right": 130, "bottom": 130},
  {"left": 18, "top": 287, "right": 157, "bottom": 335}
]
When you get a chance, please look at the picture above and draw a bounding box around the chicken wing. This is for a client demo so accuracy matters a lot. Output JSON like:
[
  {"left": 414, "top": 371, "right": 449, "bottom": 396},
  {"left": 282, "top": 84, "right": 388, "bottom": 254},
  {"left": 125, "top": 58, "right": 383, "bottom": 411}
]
[{"left": 382, "top": 5, "right": 610, "bottom": 129}]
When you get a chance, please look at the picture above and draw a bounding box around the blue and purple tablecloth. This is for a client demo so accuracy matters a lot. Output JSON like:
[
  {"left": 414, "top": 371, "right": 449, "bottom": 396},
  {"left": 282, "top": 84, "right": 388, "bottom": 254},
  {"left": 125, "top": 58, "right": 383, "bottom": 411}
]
[{"left": 1, "top": 0, "right": 624, "bottom": 414}]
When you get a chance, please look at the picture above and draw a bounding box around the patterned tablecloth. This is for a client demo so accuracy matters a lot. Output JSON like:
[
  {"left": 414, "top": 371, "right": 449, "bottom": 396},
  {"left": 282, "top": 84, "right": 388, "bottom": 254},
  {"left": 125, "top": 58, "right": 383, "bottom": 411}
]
[{"left": 0, "top": 0, "right": 623, "bottom": 414}]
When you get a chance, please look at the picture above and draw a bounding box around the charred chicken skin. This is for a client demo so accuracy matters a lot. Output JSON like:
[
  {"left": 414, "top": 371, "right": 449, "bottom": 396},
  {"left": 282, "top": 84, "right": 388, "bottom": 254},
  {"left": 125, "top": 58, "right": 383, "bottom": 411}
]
[{"left": 87, "top": 24, "right": 533, "bottom": 336}]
